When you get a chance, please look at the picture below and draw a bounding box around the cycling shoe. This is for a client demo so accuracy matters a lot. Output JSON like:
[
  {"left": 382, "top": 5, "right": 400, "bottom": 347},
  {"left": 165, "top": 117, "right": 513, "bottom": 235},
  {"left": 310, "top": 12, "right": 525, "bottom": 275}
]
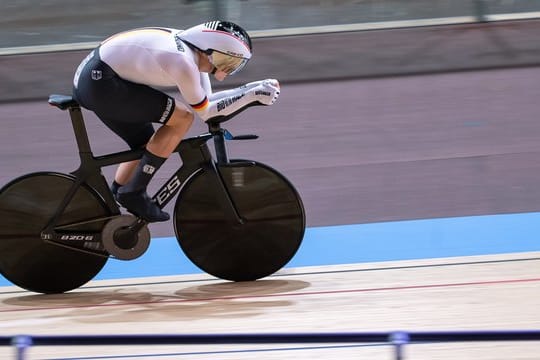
[{"left": 116, "top": 189, "right": 170, "bottom": 222}]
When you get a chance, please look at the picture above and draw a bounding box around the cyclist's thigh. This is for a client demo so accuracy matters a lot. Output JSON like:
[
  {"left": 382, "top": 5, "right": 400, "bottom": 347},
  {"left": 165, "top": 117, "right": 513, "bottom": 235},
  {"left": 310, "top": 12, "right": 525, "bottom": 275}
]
[
  {"left": 74, "top": 56, "right": 175, "bottom": 148},
  {"left": 98, "top": 116, "right": 155, "bottom": 150}
]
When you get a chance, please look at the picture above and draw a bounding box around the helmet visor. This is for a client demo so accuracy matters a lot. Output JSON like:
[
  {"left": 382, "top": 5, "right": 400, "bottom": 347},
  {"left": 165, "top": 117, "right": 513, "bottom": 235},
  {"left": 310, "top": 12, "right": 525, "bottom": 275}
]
[{"left": 210, "top": 50, "right": 249, "bottom": 75}]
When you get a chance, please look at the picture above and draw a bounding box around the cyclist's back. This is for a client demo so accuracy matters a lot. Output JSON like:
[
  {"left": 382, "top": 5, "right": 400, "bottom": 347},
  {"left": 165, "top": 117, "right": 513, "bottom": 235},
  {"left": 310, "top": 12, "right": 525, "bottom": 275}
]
[{"left": 97, "top": 28, "right": 204, "bottom": 103}]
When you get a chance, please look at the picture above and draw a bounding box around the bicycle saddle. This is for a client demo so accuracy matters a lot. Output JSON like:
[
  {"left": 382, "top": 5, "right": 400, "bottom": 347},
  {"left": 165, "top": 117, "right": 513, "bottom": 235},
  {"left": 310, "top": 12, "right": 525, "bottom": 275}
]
[{"left": 48, "top": 94, "right": 79, "bottom": 110}]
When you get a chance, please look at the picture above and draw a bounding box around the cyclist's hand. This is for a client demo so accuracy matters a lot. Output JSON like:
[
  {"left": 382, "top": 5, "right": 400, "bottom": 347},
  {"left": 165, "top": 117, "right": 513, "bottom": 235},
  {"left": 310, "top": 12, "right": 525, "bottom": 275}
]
[{"left": 250, "top": 79, "right": 280, "bottom": 106}]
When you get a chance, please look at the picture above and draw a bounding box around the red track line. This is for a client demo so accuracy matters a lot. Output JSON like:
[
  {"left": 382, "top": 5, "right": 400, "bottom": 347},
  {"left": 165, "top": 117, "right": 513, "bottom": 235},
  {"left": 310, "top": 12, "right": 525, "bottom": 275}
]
[{"left": 1, "top": 277, "right": 539, "bottom": 314}]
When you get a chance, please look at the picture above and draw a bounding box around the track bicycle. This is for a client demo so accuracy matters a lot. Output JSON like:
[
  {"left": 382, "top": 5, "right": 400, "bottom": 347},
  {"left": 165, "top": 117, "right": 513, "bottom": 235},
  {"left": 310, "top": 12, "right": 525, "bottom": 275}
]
[{"left": 0, "top": 94, "right": 305, "bottom": 294}]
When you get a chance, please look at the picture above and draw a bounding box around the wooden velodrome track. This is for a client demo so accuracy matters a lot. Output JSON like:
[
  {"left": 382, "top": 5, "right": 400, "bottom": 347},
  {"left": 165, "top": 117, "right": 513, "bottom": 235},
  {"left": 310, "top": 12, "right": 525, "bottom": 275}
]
[{"left": 1, "top": 67, "right": 540, "bottom": 359}]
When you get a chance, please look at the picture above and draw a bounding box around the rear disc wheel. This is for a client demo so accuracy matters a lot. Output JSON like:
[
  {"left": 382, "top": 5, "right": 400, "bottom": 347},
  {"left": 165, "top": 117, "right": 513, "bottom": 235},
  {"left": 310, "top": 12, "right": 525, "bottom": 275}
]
[{"left": 0, "top": 172, "right": 111, "bottom": 293}]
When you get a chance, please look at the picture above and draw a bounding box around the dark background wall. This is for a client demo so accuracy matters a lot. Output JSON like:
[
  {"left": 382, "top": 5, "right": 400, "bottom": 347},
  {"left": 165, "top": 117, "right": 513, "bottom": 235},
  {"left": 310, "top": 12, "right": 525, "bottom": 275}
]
[{"left": 1, "top": 19, "right": 540, "bottom": 103}]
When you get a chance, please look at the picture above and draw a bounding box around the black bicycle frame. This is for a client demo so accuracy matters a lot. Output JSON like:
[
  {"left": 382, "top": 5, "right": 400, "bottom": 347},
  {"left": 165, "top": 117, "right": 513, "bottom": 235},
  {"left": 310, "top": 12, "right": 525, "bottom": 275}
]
[{"left": 41, "top": 101, "right": 248, "bottom": 253}]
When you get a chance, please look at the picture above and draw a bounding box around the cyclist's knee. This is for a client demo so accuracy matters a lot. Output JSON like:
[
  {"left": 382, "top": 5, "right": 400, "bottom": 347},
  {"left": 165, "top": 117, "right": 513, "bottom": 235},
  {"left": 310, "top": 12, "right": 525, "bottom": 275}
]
[{"left": 166, "top": 104, "right": 194, "bottom": 128}]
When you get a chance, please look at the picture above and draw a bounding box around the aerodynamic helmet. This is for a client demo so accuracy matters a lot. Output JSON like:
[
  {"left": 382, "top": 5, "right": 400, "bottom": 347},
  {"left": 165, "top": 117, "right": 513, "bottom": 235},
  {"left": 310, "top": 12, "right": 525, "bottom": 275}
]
[{"left": 179, "top": 21, "right": 252, "bottom": 75}]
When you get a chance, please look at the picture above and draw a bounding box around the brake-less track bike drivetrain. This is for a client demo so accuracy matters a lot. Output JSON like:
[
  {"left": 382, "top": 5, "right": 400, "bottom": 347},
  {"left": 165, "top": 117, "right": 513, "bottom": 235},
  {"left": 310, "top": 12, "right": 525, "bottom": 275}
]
[{"left": 0, "top": 95, "right": 305, "bottom": 294}]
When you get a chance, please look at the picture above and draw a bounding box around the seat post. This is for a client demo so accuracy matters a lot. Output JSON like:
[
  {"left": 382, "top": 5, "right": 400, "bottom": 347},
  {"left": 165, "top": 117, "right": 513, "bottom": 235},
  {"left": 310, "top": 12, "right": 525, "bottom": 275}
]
[{"left": 68, "top": 105, "right": 94, "bottom": 156}]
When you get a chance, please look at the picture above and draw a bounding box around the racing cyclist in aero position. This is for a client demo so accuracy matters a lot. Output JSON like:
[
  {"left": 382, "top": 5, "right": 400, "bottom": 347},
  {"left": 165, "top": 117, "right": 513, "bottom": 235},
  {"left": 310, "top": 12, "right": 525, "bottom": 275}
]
[{"left": 72, "top": 21, "right": 280, "bottom": 222}]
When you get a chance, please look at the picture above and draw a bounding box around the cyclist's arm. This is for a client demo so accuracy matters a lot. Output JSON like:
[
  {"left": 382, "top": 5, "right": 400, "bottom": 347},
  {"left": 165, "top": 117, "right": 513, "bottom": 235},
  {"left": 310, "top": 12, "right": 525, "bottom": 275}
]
[
  {"left": 175, "top": 70, "right": 279, "bottom": 122},
  {"left": 172, "top": 67, "right": 256, "bottom": 122},
  {"left": 200, "top": 72, "right": 212, "bottom": 96},
  {"left": 159, "top": 52, "right": 279, "bottom": 122},
  {"left": 189, "top": 88, "right": 253, "bottom": 122},
  {"left": 192, "top": 81, "right": 279, "bottom": 122},
  {"left": 206, "top": 80, "right": 267, "bottom": 101}
]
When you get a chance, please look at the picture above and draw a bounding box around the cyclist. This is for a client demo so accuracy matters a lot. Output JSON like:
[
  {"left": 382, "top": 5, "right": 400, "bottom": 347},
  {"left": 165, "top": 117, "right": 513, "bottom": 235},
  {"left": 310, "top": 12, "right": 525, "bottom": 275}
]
[{"left": 73, "top": 21, "right": 280, "bottom": 222}]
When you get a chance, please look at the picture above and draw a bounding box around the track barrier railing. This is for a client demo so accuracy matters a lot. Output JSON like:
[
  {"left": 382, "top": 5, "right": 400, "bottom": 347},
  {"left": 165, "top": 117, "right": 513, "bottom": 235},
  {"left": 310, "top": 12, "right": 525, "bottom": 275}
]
[{"left": 2, "top": 330, "right": 540, "bottom": 360}]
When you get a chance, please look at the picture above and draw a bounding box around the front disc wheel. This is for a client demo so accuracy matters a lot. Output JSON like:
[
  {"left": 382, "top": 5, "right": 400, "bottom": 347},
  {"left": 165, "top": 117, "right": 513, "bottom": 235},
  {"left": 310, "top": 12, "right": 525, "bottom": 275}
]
[{"left": 174, "top": 161, "right": 305, "bottom": 281}]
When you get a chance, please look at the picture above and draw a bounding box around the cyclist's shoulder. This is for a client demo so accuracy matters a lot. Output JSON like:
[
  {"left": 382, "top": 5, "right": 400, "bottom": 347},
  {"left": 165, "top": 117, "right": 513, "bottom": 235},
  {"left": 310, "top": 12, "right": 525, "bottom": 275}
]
[
  {"left": 100, "top": 26, "right": 201, "bottom": 83},
  {"left": 101, "top": 26, "right": 193, "bottom": 62},
  {"left": 109, "top": 26, "right": 181, "bottom": 37},
  {"left": 101, "top": 27, "right": 181, "bottom": 49}
]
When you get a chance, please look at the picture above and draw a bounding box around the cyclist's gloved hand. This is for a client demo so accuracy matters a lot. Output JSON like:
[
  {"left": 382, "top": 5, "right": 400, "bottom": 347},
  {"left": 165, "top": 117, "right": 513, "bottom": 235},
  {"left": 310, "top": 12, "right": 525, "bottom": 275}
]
[{"left": 250, "top": 79, "right": 280, "bottom": 106}]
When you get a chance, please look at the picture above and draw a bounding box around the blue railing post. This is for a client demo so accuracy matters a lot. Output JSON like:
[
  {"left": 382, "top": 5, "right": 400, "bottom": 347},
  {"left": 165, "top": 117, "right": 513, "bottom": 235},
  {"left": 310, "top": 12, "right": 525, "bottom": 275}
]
[
  {"left": 474, "top": 0, "right": 488, "bottom": 22},
  {"left": 389, "top": 331, "right": 410, "bottom": 360},
  {"left": 11, "top": 336, "right": 32, "bottom": 360}
]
